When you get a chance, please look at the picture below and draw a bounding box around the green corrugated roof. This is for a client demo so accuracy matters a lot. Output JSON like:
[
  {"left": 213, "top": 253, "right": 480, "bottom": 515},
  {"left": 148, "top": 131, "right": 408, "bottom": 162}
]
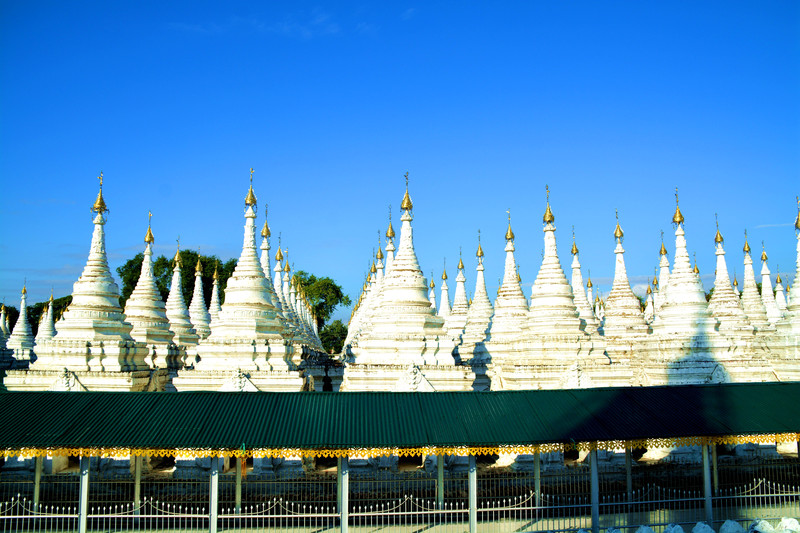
[{"left": 0, "top": 382, "right": 798, "bottom": 454}]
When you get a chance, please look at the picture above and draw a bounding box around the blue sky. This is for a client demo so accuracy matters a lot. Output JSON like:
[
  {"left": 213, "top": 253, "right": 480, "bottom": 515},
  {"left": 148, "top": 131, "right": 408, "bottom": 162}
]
[{"left": 1, "top": 1, "right": 798, "bottom": 322}]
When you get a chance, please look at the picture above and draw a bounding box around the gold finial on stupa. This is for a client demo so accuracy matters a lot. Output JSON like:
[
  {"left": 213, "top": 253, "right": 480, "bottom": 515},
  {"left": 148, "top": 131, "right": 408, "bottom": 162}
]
[
  {"left": 195, "top": 257, "right": 203, "bottom": 273},
  {"left": 743, "top": 230, "right": 751, "bottom": 253},
  {"left": 283, "top": 257, "right": 290, "bottom": 273},
  {"left": 174, "top": 237, "right": 182, "bottom": 265},
  {"left": 653, "top": 275, "right": 658, "bottom": 288},
  {"left": 505, "top": 208, "right": 515, "bottom": 241},
  {"left": 21, "top": 284, "right": 27, "bottom": 296},
  {"left": 477, "top": 229, "right": 484, "bottom": 258},
  {"left": 761, "top": 242, "right": 768, "bottom": 262},
  {"left": 586, "top": 270, "right": 593, "bottom": 287},
  {"left": 261, "top": 207, "right": 270, "bottom": 238},
  {"left": 614, "top": 210, "right": 624, "bottom": 240},
  {"left": 92, "top": 171, "right": 108, "bottom": 214},
  {"left": 571, "top": 226, "right": 578, "bottom": 255},
  {"left": 400, "top": 172, "right": 413, "bottom": 211},
  {"left": 386, "top": 206, "right": 396, "bottom": 239},
  {"left": 442, "top": 258, "right": 448, "bottom": 280},
  {"left": 693, "top": 253, "right": 699, "bottom": 274},
  {"left": 795, "top": 195, "right": 800, "bottom": 232},
  {"left": 145, "top": 211, "right": 154, "bottom": 244},
  {"left": 733, "top": 274, "right": 739, "bottom": 287},
  {"left": 245, "top": 168, "right": 257, "bottom": 206},
  {"left": 458, "top": 246, "right": 464, "bottom": 269},
  {"left": 672, "top": 187, "right": 684, "bottom": 225},
  {"left": 376, "top": 232, "right": 384, "bottom": 260},
  {"left": 714, "top": 213, "right": 723, "bottom": 244},
  {"left": 543, "top": 185, "right": 555, "bottom": 224},
  {"left": 429, "top": 273, "right": 435, "bottom": 289},
  {"left": 275, "top": 235, "right": 284, "bottom": 262},
  {"left": 370, "top": 262, "right": 377, "bottom": 274},
  {"left": 646, "top": 285, "right": 652, "bottom": 294},
  {"left": 516, "top": 266, "right": 521, "bottom": 283},
  {"left": 213, "top": 264, "right": 219, "bottom": 280},
  {"left": 776, "top": 271, "right": 782, "bottom": 284}
]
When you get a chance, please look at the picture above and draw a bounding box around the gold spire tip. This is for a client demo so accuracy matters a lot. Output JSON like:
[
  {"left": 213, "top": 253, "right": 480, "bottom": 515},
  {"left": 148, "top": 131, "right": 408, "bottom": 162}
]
[
  {"left": 571, "top": 241, "right": 578, "bottom": 255},
  {"left": 400, "top": 172, "right": 413, "bottom": 212},
  {"left": 672, "top": 187, "right": 684, "bottom": 225},
  {"left": 196, "top": 258, "right": 203, "bottom": 273},
  {"left": 213, "top": 265, "right": 219, "bottom": 280},
  {"left": 586, "top": 278, "right": 593, "bottom": 288},
  {"left": 505, "top": 208, "right": 515, "bottom": 241},
  {"left": 245, "top": 168, "right": 257, "bottom": 206},
  {"left": 92, "top": 171, "right": 108, "bottom": 214},
  {"left": 458, "top": 257, "right": 465, "bottom": 270},
  {"left": 543, "top": 186, "right": 554, "bottom": 224},
  {"left": 261, "top": 219, "right": 270, "bottom": 238}
]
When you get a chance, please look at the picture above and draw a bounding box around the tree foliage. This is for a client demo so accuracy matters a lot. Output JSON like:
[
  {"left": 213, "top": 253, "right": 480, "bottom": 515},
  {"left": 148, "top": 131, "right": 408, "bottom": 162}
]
[
  {"left": 116, "top": 250, "right": 236, "bottom": 309},
  {"left": 319, "top": 319, "right": 348, "bottom": 354},
  {"left": 292, "top": 270, "right": 352, "bottom": 331}
]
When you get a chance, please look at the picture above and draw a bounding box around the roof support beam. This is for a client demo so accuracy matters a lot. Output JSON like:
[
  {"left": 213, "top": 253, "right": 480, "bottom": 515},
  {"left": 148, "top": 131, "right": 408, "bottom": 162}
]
[
  {"left": 468, "top": 455, "right": 477, "bottom": 533},
  {"left": 702, "top": 444, "right": 713, "bottom": 526},
  {"left": 32, "top": 456, "right": 42, "bottom": 511},
  {"left": 209, "top": 457, "right": 219, "bottom": 533}
]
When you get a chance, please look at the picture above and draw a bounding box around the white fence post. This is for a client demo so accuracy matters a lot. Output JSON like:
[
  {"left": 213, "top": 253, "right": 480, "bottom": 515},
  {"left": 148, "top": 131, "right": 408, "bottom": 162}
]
[
  {"left": 133, "top": 455, "right": 142, "bottom": 510},
  {"left": 711, "top": 444, "right": 719, "bottom": 494},
  {"left": 590, "top": 448, "right": 599, "bottom": 533},
  {"left": 534, "top": 451, "right": 541, "bottom": 508},
  {"left": 33, "top": 455, "right": 43, "bottom": 510},
  {"left": 469, "top": 454, "right": 477, "bottom": 533},
  {"left": 437, "top": 454, "right": 444, "bottom": 509},
  {"left": 702, "top": 445, "right": 713, "bottom": 525},
  {"left": 78, "top": 456, "right": 90, "bottom": 533},
  {"left": 209, "top": 457, "right": 219, "bottom": 533},
  {"left": 235, "top": 457, "right": 242, "bottom": 514},
  {"left": 338, "top": 456, "right": 349, "bottom": 533}
]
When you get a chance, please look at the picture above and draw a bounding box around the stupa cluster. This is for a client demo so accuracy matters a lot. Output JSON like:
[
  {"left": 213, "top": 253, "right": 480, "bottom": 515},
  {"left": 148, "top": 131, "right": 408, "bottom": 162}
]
[
  {"left": 340, "top": 182, "right": 800, "bottom": 393},
  {"left": 0, "top": 172, "right": 324, "bottom": 392}
]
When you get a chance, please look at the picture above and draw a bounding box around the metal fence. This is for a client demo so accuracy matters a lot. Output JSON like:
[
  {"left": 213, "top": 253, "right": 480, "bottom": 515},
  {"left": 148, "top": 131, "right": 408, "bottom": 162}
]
[{"left": 1, "top": 450, "right": 798, "bottom": 532}]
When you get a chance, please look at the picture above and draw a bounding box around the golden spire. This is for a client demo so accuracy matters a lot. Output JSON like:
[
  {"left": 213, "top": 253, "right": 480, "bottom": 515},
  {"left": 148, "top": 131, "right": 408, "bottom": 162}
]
[
  {"left": 376, "top": 231, "right": 383, "bottom": 260},
  {"left": 516, "top": 266, "right": 521, "bottom": 283},
  {"left": 283, "top": 260, "right": 290, "bottom": 273},
  {"left": 653, "top": 275, "right": 658, "bottom": 288},
  {"left": 458, "top": 247, "right": 464, "bottom": 270},
  {"left": 761, "top": 242, "right": 768, "bottom": 262},
  {"left": 49, "top": 289, "right": 54, "bottom": 303},
  {"left": 776, "top": 272, "right": 782, "bottom": 284},
  {"left": 196, "top": 257, "right": 203, "bottom": 273},
  {"left": 370, "top": 262, "right": 377, "bottom": 274},
  {"left": 733, "top": 275, "right": 739, "bottom": 287},
  {"left": 571, "top": 226, "right": 578, "bottom": 255},
  {"left": 174, "top": 237, "right": 182, "bottom": 265},
  {"left": 442, "top": 270, "right": 448, "bottom": 280},
  {"left": 714, "top": 213, "right": 723, "bottom": 244},
  {"left": 659, "top": 230, "right": 667, "bottom": 255},
  {"left": 743, "top": 230, "right": 751, "bottom": 253},
  {"left": 505, "top": 208, "right": 515, "bottom": 241},
  {"left": 477, "top": 229, "right": 484, "bottom": 257},
  {"left": 586, "top": 277, "right": 593, "bottom": 288},
  {"left": 245, "top": 168, "right": 257, "bottom": 206},
  {"left": 646, "top": 285, "right": 652, "bottom": 294},
  {"left": 22, "top": 284, "right": 27, "bottom": 296},
  {"left": 795, "top": 195, "right": 800, "bottom": 232},
  {"left": 400, "top": 172, "right": 413, "bottom": 211},
  {"left": 429, "top": 274, "right": 435, "bottom": 289},
  {"left": 543, "top": 185, "right": 555, "bottom": 224},
  {"left": 693, "top": 262, "right": 699, "bottom": 274},
  {"left": 386, "top": 206, "right": 396, "bottom": 239},
  {"left": 672, "top": 187, "right": 684, "bottom": 225},
  {"left": 213, "top": 264, "right": 219, "bottom": 280},
  {"left": 144, "top": 211, "right": 154, "bottom": 244},
  {"left": 275, "top": 236, "right": 284, "bottom": 262},
  {"left": 92, "top": 171, "right": 108, "bottom": 214},
  {"left": 614, "top": 209, "right": 623, "bottom": 240}
]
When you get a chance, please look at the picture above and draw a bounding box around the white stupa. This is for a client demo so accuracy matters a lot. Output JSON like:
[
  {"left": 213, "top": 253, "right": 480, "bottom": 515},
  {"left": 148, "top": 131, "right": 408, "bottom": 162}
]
[
  {"left": 438, "top": 267, "right": 451, "bottom": 318},
  {"left": 759, "top": 246, "right": 782, "bottom": 326},
  {"left": 445, "top": 254, "right": 469, "bottom": 340},
  {"left": 652, "top": 196, "right": 717, "bottom": 335},
  {"left": 654, "top": 240, "right": 670, "bottom": 314},
  {"left": 6, "top": 174, "right": 154, "bottom": 391},
  {"left": 188, "top": 258, "right": 211, "bottom": 339},
  {"left": 602, "top": 213, "right": 648, "bottom": 337},
  {"left": 208, "top": 266, "right": 222, "bottom": 325},
  {"left": 570, "top": 234, "right": 598, "bottom": 333},
  {"left": 777, "top": 203, "right": 800, "bottom": 335},
  {"left": 165, "top": 247, "right": 199, "bottom": 349},
  {"left": 527, "top": 192, "right": 583, "bottom": 335},
  {"left": 462, "top": 237, "right": 494, "bottom": 348},
  {"left": 123, "top": 216, "right": 179, "bottom": 370},
  {"left": 6, "top": 285, "right": 35, "bottom": 366},
  {"left": 708, "top": 222, "right": 750, "bottom": 332},
  {"left": 487, "top": 212, "right": 529, "bottom": 343},
  {"left": 35, "top": 293, "right": 56, "bottom": 344},
  {"left": 775, "top": 272, "right": 787, "bottom": 312},
  {"left": 643, "top": 286, "right": 655, "bottom": 323},
  {"left": 175, "top": 170, "right": 302, "bottom": 392},
  {"left": 740, "top": 233, "right": 770, "bottom": 331}
]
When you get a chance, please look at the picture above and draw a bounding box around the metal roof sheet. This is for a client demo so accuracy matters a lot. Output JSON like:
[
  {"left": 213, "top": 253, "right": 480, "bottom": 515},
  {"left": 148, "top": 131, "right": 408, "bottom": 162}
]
[{"left": 0, "top": 382, "right": 798, "bottom": 453}]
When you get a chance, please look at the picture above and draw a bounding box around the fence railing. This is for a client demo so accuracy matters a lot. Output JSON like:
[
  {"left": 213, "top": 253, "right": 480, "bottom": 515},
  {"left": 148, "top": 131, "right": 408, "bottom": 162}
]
[{"left": 1, "top": 451, "right": 798, "bottom": 532}]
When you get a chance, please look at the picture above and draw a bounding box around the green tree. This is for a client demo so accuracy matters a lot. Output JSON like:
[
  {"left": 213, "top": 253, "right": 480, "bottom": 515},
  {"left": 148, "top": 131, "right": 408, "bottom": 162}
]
[
  {"left": 27, "top": 295, "right": 72, "bottom": 336},
  {"left": 319, "top": 319, "right": 348, "bottom": 354},
  {"left": 292, "top": 270, "right": 352, "bottom": 330},
  {"left": 117, "top": 251, "right": 236, "bottom": 308}
]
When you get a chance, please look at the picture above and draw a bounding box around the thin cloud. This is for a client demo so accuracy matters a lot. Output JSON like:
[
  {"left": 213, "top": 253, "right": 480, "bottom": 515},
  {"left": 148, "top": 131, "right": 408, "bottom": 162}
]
[
  {"left": 754, "top": 223, "right": 793, "bottom": 229},
  {"left": 168, "top": 11, "right": 339, "bottom": 39},
  {"left": 401, "top": 8, "right": 417, "bottom": 20}
]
